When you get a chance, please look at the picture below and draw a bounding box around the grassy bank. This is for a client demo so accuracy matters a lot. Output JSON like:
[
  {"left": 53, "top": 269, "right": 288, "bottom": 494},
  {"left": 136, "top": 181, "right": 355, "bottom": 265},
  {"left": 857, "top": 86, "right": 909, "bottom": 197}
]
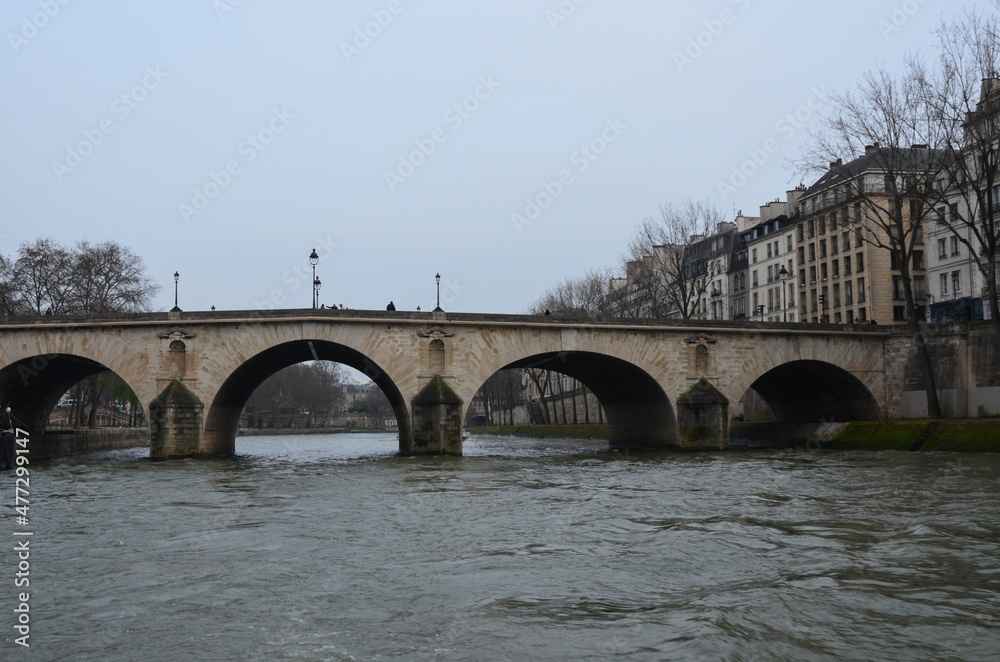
[{"left": 824, "top": 419, "right": 1000, "bottom": 452}]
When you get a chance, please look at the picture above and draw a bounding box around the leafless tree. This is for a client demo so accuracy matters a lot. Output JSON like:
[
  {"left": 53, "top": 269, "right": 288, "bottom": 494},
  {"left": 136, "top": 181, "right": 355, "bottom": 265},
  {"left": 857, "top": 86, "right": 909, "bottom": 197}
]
[
  {"left": 614, "top": 200, "right": 726, "bottom": 319},
  {"left": 798, "top": 68, "right": 945, "bottom": 418},
  {"left": 10, "top": 238, "right": 75, "bottom": 314},
  {"left": 909, "top": 7, "right": 1000, "bottom": 338},
  {"left": 529, "top": 268, "right": 612, "bottom": 319},
  {"left": 3, "top": 238, "right": 160, "bottom": 315},
  {"left": 474, "top": 369, "right": 525, "bottom": 425},
  {"left": 70, "top": 240, "right": 160, "bottom": 314},
  {"left": 242, "top": 361, "right": 346, "bottom": 428}
]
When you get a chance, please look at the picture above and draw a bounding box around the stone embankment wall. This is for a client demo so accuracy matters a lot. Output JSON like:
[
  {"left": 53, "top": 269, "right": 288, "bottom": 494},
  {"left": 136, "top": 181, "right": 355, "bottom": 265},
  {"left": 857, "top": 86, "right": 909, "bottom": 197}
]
[{"left": 35, "top": 428, "right": 149, "bottom": 458}]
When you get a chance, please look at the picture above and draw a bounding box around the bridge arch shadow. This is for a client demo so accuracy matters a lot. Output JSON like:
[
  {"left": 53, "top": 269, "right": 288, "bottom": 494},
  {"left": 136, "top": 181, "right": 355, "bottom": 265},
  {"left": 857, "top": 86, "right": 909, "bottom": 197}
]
[
  {"left": 742, "top": 359, "right": 881, "bottom": 423},
  {"left": 475, "top": 351, "right": 678, "bottom": 450},
  {"left": 0, "top": 353, "right": 146, "bottom": 439},
  {"left": 204, "top": 340, "right": 410, "bottom": 456}
]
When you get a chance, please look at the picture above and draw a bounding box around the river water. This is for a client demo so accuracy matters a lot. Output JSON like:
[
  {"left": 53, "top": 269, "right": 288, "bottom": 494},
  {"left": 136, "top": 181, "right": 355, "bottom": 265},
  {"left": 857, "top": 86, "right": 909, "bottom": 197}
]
[{"left": 7, "top": 433, "right": 1000, "bottom": 661}]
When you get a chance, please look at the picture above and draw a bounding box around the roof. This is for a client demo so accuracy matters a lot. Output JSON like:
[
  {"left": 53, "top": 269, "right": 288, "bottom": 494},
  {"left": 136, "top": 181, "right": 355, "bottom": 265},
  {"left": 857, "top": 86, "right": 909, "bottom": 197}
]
[{"left": 805, "top": 145, "right": 947, "bottom": 195}]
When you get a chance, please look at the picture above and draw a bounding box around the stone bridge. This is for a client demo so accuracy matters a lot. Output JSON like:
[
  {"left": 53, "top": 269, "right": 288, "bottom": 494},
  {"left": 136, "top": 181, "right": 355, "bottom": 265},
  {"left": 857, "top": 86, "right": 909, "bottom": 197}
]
[{"left": 0, "top": 309, "right": 925, "bottom": 459}]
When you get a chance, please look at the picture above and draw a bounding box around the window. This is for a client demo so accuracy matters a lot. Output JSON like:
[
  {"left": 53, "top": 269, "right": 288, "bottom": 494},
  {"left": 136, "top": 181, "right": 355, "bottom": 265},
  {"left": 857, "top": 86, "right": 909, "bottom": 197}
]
[
  {"left": 752, "top": 248, "right": 757, "bottom": 264},
  {"left": 844, "top": 255, "right": 852, "bottom": 276},
  {"left": 893, "top": 276, "right": 905, "bottom": 300},
  {"left": 941, "top": 272, "right": 949, "bottom": 295},
  {"left": 893, "top": 306, "right": 906, "bottom": 321},
  {"left": 799, "top": 268, "right": 806, "bottom": 285},
  {"left": 787, "top": 235, "right": 793, "bottom": 252},
  {"left": 854, "top": 202, "right": 862, "bottom": 223},
  {"left": 936, "top": 206, "right": 947, "bottom": 226},
  {"left": 833, "top": 283, "right": 841, "bottom": 307},
  {"left": 952, "top": 270, "right": 962, "bottom": 293},
  {"left": 819, "top": 216, "right": 826, "bottom": 234},
  {"left": 855, "top": 229, "right": 864, "bottom": 248},
  {"left": 914, "top": 275, "right": 926, "bottom": 300},
  {"left": 809, "top": 266, "right": 817, "bottom": 283},
  {"left": 752, "top": 270, "right": 758, "bottom": 287},
  {"left": 809, "top": 244, "right": 816, "bottom": 262},
  {"left": 797, "top": 225, "right": 804, "bottom": 242},
  {"left": 858, "top": 277, "right": 866, "bottom": 302},
  {"left": 766, "top": 243, "right": 772, "bottom": 259},
  {"left": 951, "top": 236, "right": 960, "bottom": 256},
  {"left": 798, "top": 246, "right": 806, "bottom": 264},
  {"left": 846, "top": 280, "right": 853, "bottom": 305},
  {"left": 913, "top": 251, "right": 924, "bottom": 270},
  {"left": 832, "top": 259, "right": 840, "bottom": 278},
  {"left": 808, "top": 220, "right": 815, "bottom": 239},
  {"left": 767, "top": 265, "right": 773, "bottom": 283},
  {"left": 856, "top": 253, "right": 864, "bottom": 272},
  {"left": 831, "top": 235, "right": 839, "bottom": 255},
  {"left": 820, "top": 240, "right": 827, "bottom": 258},
  {"left": 821, "top": 263, "right": 828, "bottom": 280},
  {"left": 938, "top": 238, "right": 947, "bottom": 259}
]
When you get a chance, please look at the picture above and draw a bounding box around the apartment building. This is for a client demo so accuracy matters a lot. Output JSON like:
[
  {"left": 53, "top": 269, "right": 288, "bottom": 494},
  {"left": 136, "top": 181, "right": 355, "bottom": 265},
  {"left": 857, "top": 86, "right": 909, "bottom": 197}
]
[{"left": 794, "top": 146, "right": 938, "bottom": 324}]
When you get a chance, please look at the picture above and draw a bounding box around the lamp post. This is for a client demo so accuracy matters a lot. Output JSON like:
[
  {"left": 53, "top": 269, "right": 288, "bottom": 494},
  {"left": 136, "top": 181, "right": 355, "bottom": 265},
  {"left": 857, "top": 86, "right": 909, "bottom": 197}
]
[
  {"left": 170, "top": 271, "right": 181, "bottom": 312},
  {"left": 433, "top": 272, "right": 443, "bottom": 312},
  {"left": 313, "top": 276, "right": 322, "bottom": 308},
  {"left": 309, "top": 248, "right": 319, "bottom": 309},
  {"left": 778, "top": 265, "right": 789, "bottom": 322}
]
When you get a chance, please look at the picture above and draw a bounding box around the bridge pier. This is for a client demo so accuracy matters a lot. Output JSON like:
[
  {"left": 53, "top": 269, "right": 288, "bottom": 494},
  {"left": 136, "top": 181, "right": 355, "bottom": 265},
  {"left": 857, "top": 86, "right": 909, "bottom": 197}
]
[
  {"left": 406, "top": 376, "right": 463, "bottom": 455},
  {"left": 674, "top": 378, "right": 729, "bottom": 451},
  {"left": 149, "top": 380, "right": 204, "bottom": 460}
]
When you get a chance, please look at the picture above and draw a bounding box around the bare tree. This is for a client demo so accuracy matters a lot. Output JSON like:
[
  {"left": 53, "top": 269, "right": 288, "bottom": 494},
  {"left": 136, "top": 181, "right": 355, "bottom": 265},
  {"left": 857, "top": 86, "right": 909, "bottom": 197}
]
[
  {"left": 11, "top": 238, "right": 75, "bottom": 314},
  {"left": 71, "top": 240, "right": 160, "bottom": 314},
  {"left": 529, "top": 268, "right": 612, "bottom": 319},
  {"left": 799, "top": 68, "right": 945, "bottom": 418},
  {"left": 614, "top": 200, "right": 726, "bottom": 319},
  {"left": 3, "top": 238, "right": 160, "bottom": 315},
  {"left": 910, "top": 7, "right": 1000, "bottom": 337}
]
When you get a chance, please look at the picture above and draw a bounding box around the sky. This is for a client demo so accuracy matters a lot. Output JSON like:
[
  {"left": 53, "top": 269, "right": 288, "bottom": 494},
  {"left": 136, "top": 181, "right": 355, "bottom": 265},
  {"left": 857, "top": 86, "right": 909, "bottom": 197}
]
[{"left": 2, "top": 0, "right": 992, "bottom": 316}]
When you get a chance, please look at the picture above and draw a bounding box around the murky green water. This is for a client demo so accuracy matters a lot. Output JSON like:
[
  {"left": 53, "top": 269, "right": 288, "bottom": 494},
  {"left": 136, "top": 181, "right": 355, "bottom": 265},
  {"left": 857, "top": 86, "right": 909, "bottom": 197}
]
[{"left": 6, "top": 433, "right": 1000, "bottom": 660}]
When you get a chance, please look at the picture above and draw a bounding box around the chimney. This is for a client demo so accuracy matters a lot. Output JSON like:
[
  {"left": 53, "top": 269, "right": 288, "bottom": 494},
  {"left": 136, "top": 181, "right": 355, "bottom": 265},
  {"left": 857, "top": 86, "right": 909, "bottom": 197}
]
[
  {"left": 829, "top": 158, "right": 843, "bottom": 169},
  {"left": 865, "top": 143, "right": 880, "bottom": 154},
  {"left": 689, "top": 234, "right": 705, "bottom": 244}
]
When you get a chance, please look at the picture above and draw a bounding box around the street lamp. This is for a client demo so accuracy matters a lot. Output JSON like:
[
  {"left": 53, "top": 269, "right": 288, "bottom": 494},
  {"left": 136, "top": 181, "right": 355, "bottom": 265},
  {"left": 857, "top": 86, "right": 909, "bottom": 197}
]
[
  {"left": 171, "top": 271, "right": 181, "bottom": 312},
  {"left": 433, "top": 272, "right": 443, "bottom": 312},
  {"left": 309, "top": 248, "right": 319, "bottom": 309},
  {"left": 313, "top": 276, "right": 322, "bottom": 308},
  {"left": 778, "top": 265, "right": 789, "bottom": 322}
]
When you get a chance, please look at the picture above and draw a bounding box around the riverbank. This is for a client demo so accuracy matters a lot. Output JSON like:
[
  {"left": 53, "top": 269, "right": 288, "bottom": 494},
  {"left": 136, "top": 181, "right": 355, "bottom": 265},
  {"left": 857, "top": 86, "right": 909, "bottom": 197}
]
[{"left": 472, "top": 420, "right": 1000, "bottom": 452}]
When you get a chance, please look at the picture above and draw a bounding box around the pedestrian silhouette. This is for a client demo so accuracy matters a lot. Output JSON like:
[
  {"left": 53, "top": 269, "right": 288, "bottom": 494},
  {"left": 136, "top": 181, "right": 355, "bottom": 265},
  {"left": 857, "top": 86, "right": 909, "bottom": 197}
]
[
  {"left": 386, "top": 301, "right": 396, "bottom": 311},
  {"left": 544, "top": 309, "right": 551, "bottom": 315}
]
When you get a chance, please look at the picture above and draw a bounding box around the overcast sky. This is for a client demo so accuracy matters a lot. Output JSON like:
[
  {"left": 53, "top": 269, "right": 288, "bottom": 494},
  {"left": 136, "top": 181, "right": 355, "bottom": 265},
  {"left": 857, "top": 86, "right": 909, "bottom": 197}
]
[{"left": 3, "top": 0, "right": 989, "bottom": 315}]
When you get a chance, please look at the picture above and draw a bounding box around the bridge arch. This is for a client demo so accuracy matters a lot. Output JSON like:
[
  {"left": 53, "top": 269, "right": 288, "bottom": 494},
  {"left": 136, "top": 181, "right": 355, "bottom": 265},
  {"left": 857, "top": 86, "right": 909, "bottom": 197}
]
[
  {"left": 466, "top": 351, "right": 679, "bottom": 449},
  {"left": 742, "top": 359, "right": 881, "bottom": 423},
  {"left": 202, "top": 339, "right": 411, "bottom": 456},
  {"left": 0, "top": 353, "right": 146, "bottom": 436}
]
